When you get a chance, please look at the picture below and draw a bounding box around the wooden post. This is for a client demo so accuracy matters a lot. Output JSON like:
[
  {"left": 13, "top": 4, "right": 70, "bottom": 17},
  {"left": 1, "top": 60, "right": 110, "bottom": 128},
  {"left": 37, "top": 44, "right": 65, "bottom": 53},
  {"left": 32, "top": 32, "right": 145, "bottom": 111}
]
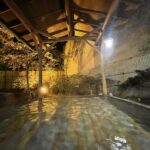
[
  {"left": 37, "top": 44, "right": 43, "bottom": 111},
  {"left": 4, "top": 69, "right": 7, "bottom": 89},
  {"left": 84, "top": 40, "right": 108, "bottom": 95},
  {"left": 99, "top": 49, "right": 108, "bottom": 95},
  {"left": 26, "top": 64, "right": 29, "bottom": 90},
  {"left": 37, "top": 44, "right": 43, "bottom": 88}
]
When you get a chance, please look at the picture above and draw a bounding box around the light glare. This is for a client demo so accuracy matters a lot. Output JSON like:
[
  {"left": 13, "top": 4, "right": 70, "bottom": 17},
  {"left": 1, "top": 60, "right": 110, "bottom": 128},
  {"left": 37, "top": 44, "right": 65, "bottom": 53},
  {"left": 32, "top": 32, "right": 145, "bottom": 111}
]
[
  {"left": 104, "top": 38, "right": 113, "bottom": 48},
  {"left": 39, "top": 86, "right": 48, "bottom": 95}
]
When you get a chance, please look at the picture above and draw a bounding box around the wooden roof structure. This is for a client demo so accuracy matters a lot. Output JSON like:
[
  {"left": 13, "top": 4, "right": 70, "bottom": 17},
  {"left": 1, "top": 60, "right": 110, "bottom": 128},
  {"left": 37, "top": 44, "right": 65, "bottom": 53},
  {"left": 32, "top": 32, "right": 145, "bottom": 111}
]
[{"left": 0, "top": 0, "right": 141, "bottom": 50}]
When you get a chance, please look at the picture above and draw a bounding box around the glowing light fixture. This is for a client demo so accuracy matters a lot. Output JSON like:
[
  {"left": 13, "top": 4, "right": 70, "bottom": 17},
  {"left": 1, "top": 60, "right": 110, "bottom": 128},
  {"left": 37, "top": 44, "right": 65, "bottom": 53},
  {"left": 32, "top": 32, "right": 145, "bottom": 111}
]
[
  {"left": 39, "top": 86, "right": 49, "bottom": 95},
  {"left": 46, "top": 44, "right": 50, "bottom": 47},
  {"left": 104, "top": 38, "right": 113, "bottom": 48}
]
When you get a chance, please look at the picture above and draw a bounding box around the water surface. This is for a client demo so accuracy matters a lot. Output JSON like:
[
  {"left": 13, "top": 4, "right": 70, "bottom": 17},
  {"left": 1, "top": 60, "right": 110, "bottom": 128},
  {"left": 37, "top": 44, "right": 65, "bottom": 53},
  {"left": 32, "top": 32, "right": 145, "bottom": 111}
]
[{"left": 0, "top": 96, "right": 150, "bottom": 150}]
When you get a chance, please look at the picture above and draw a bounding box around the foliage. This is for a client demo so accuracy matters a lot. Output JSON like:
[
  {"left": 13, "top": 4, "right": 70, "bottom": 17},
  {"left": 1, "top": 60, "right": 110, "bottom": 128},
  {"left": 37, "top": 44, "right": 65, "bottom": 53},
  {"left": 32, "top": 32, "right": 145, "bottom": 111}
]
[
  {"left": 44, "top": 42, "right": 65, "bottom": 70},
  {"left": 0, "top": 25, "right": 65, "bottom": 71},
  {"left": 119, "top": 68, "right": 150, "bottom": 90},
  {"left": 52, "top": 75, "right": 101, "bottom": 95},
  {"left": 0, "top": 25, "right": 37, "bottom": 71},
  {"left": 52, "top": 77, "right": 73, "bottom": 94},
  {"left": 12, "top": 75, "right": 38, "bottom": 89}
]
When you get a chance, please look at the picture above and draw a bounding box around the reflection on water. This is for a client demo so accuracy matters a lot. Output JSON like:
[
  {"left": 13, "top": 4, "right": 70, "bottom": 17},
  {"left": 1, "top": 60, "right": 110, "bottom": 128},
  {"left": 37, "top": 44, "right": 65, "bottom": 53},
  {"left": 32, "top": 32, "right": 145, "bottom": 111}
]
[{"left": 0, "top": 96, "right": 150, "bottom": 150}]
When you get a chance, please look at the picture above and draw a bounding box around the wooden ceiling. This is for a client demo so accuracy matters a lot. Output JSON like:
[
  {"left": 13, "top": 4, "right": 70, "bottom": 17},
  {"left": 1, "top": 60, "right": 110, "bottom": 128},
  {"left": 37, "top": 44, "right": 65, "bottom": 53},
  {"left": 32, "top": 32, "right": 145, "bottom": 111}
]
[{"left": 0, "top": 0, "right": 141, "bottom": 50}]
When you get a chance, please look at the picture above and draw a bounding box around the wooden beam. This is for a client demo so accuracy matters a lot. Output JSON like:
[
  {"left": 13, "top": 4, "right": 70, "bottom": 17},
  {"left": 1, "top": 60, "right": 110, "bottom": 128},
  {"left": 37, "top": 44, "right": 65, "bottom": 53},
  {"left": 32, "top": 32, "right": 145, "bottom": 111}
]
[
  {"left": 80, "top": 16, "right": 105, "bottom": 38},
  {"left": 29, "top": 9, "right": 63, "bottom": 21},
  {"left": 18, "top": 30, "right": 30, "bottom": 37},
  {"left": 36, "top": 43, "right": 43, "bottom": 111},
  {"left": 35, "top": 29, "right": 56, "bottom": 39},
  {"left": 27, "top": 39, "right": 34, "bottom": 43},
  {"left": 95, "top": 0, "right": 120, "bottom": 45},
  {"left": 7, "top": 19, "right": 21, "bottom": 28},
  {"left": 74, "top": 28, "right": 91, "bottom": 34},
  {"left": 43, "top": 36, "right": 97, "bottom": 43},
  {"left": 83, "top": 25, "right": 102, "bottom": 38},
  {"left": 10, "top": 23, "right": 23, "bottom": 29},
  {"left": 65, "top": 0, "right": 74, "bottom": 36},
  {"left": 73, "top": 20, "right": 99, "bottom": 27},
  {"left": 35, "top": 18, "right": 67, "bottom": 31},
  {"left": 4, "top": 0, "right": 33, "bottom": 32},
  {"left": 36, "top": 28, "right": 68, "bottom": 39},
  {"left": 3, "top": 0, "right": 41, "bottom": 45},
  {"left": 0, "top": 1, "right": 9, "bottom": 13},
  {"left": 0, "top": 21, "right": 33, "bottom": 50},
  {"left": 0, "top": 8, "right": 11, "bottom": 15},
  {"left": 48, "top": 28, "right": 68, "bottom": 36},
  {"left": 72, "top": 8, "right": 107, "bottom": 15},
  {"left": 36, "top": 29, "right": 68, "bottom": 41}
]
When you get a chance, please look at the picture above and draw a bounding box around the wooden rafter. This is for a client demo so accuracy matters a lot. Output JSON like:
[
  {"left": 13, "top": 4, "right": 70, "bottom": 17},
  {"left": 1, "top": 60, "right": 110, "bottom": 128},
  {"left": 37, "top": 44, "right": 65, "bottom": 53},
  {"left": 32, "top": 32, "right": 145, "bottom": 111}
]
[
  {"left": 3, "top": 0, "right": 41, "bottom": 45},
  {"left": 0, "top": 20, "right": 33, "bottom": 50},
  {"left": 72, "top": 8, "right": 107, "bottom": 15},
  {"left": 43, "top": 36, "right": 97, "bottom": 43},
  {"left": 49, "top": 28, "right": 68, "bottom": 36},
  {"left": 95, "top": 0, "right": 120, "bottom": 45},
  {"left": 9, "top": 23, "right": 23, "bottom": 29},
  {"left": 4, "top": 0, "right": 33, "bottom": 33},
  {"left": 80, "top": 17, "right": 105, "bottom": 38},
  {"left": 74, "top": 28, "right": 94, "bottom": 34},
  {"left": 29, "top": 9, "right": 64, "bottom": 21},
  {"left": 73, "top": 20, "right": 99, "bottom": 28},
  {"left": 0, "top": 9, "right": 11, "bottom": 15},
  {"left": 35, "top": 29, "right": 56, "bottom": 39},
  {"left": 36, "top": 18, "right": 67, "bottom": 31},
  {"left": 18, "top": 30, "right": 30, "bottom": 37},
  {"left": 64, "top": 0, "right": 74, "bottom": 36}
]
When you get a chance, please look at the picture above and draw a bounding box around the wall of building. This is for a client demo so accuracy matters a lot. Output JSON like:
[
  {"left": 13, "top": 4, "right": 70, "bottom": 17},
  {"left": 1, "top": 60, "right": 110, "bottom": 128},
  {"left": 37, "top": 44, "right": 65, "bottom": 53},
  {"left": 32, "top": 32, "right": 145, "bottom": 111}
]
[{"left": 64, "top": 40, "right": 101, "bottom": 76}]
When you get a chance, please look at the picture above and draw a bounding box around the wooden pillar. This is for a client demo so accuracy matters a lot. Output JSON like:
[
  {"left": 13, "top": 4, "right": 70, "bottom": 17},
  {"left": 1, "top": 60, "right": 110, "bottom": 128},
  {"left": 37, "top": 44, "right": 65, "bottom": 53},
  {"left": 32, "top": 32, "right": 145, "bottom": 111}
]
[
  {"left": 26, "top": 64, "right": 29, "bottom": 90},
  {"left": 37, "top": 44, "right": 43, "bottom": 111},
  {"left": 37, "top": 44, "right": 43, "bottom": 88},
  {"left": 4, "top": 69, "right": 7, "bottom": 89},
  {"left": 99, "top": 47, "right": 108, "bottom": 95},
  {"left": 83, "top": 40, "right": 108, "bottom": 95}
]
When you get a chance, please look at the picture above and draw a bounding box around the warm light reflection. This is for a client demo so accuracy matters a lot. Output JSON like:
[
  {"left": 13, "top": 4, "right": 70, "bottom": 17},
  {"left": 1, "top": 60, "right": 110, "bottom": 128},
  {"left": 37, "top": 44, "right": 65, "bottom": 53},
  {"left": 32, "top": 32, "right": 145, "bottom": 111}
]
[{"left": 68, "top": 105, "right": 80, "bottom": 120}]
